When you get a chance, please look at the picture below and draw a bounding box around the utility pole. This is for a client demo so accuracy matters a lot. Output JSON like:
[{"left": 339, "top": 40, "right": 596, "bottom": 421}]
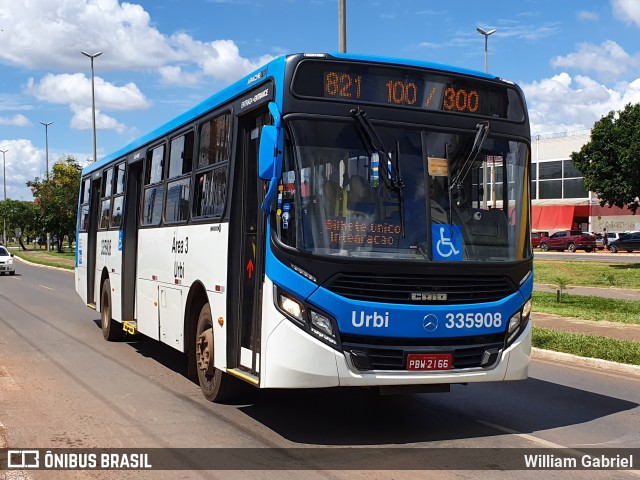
[
  {"left": 1, "top": 149, "right": 8, "bottom": 245},
  {"left": 338, "top": 0, "right": 347, "bottom": 53},
  {"left": 40, "top": 121, "right": 53, "bottom": 251}
]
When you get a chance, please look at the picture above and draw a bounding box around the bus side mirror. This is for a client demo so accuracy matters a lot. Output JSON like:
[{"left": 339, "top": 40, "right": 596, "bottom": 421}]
[
  {"left": 259, "top": 124, "right": 283, "bottom": 214},
  {"left": 259, "top": 125, "right": 278, "bottom": 180}
]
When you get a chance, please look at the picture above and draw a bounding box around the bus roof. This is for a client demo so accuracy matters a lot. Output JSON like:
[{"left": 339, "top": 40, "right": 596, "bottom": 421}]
[{"left": 82, "top": 52, "right": 501, "bottom": 176}]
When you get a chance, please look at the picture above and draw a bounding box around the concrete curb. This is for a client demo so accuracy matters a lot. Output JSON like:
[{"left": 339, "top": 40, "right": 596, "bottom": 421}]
[
  {"left": 533, "top": 347, "right": 640, "bottom": 377},
  {"left": 13, "top": 255, "right": 74, "bottom": 274}
]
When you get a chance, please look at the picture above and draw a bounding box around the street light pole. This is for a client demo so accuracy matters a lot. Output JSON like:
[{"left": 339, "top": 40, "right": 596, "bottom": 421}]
[
  {"left": 40, "top": 121, "right": 53, "bottom": 180},
  {"left": 476, "top": 27, "right": 496, "bottom": 73},
  {"left": 0, "top": 149, "right": 8, "bottom": 245},
  {"left": 81, "top": 51, "right": 102, "bottom": 164},
  {"left": 40, "top": 121, "right": 53, "bottom": 250},
  {"left": 338, "top": 0, "right": 347, "bottom": 53}
]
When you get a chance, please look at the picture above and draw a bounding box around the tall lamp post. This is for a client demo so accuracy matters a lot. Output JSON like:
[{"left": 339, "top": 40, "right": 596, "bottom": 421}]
[
  {"left": 81, "top": 51, "right": 102, "bottom": 164},
  {"left": 0, "top": 149, "right": 8, "bottom": 245},
  {"left": 476, "top": 27, "right": 496, "bottom": 73},
  {"left": 40, "top": 121, "right": 53, "bottom": 180},
  {"left": 40, "top": 121, "right": 53, "bottom": 250},
  {"left": 338, "top": 0, "right": 347, "bottom": 53}
]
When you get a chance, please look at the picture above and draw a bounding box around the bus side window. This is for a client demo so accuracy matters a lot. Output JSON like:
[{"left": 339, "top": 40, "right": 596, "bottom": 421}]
[
  {"left": 166, "top": 131, "right": 194, "bottom": 223},
  {"left": 193, "top": 112, "right": 230, "bottom": 219},
  {"left": 99, "top": 167, "right": 113, "bottom": 229},
  {"left": 110, "top": 162, "right": 126, "bottom": 228},
  {"left": 79, "top": 177, "right": 91, "bottom": 232},
  {"left": 142, "top": 145, "right": 165, "bottom": 226}
]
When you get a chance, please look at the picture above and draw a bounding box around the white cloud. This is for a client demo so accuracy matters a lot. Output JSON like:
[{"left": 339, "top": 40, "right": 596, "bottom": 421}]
[
  {"left": 69, "top": 105, "right": 127, "bottom": 134},
  {"left": 577, "top": 10, "right": 599, "bottom": 21},
  {"left": 521, "top": 72, "right": 640, "bottom": 136},
  {"left": 0, "top": 0, "right": 274, "bottom": 85},
  {"left": 551, "top": 40, "right": 637, "bottom": 81},
  {"left": 0, "top": 0, "right": 176, "bottom": 71},
  {"left": 167, "top": 35, "right": 275, "bottom": 84},
  {"left": 0, "top": 114, "right": 31, "bottom": 127},
  {"left": 612, "top": 0, "right": 640, "bottom": 27},
  {"left": 25, "top": 74, "right": 149, "bottom": 111},
  {"left": 0, "top": 139, "right": 44, "bottom": 199},
  {"left": 23, "top": 73, "right": 147, "bottom": 134}
]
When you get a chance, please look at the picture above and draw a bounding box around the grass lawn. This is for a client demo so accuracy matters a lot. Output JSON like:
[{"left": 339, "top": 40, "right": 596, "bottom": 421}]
[
  {"left": 534, "top": 259, "right": 640, "bottom": 289},
  {"left": 533, "top": 328, "right": 640, "bottom": 366},
  {"left": 532, "top": 291, "right": 640, "bottom": 325},
  {"left": 13, "top": 248, "right": 75, "bottom": 270}
]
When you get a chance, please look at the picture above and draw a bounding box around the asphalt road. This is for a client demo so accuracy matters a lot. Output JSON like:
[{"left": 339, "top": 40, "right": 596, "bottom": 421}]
[{"left": 0, "top": 261, "right": 639, "bottom": 479}]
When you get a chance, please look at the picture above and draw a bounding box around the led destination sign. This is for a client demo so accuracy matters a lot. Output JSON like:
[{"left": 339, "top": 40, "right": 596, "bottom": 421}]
[{"left": 292, "top": 60, "right": 525, "bottom": 121}]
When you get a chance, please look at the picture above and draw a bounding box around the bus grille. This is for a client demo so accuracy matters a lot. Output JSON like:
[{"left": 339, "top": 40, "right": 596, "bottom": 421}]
[
  {"left": 325, "top": 273, "right": 515, "bottom": 305},
  {"left": 341, "top": 333, "right": 505, "bottom": 371}
]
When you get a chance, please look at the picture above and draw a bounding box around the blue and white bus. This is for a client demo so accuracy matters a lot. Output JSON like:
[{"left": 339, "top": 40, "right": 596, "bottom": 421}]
[{"left": 75, "top": 53, "right": 533, "bottom": 401}]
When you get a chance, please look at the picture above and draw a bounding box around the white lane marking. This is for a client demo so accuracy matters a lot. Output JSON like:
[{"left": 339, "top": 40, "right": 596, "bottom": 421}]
[
  {"left": 38, "top": 285, "right": 54, "bottom": 291},
  {"left": 477, "top": 420, "right": 640, "bottom": 477}
]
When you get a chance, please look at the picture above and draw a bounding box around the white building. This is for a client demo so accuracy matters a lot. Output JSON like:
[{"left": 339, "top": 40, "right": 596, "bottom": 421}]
[{"left": 531, "top": 131, "right": 639, "bottom": 234}]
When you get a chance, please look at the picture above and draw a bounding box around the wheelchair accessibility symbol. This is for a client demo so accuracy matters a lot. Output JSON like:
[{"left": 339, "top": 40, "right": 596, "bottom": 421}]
[{"left": 432, "top": 224, "right": 462, "bottom": 261}]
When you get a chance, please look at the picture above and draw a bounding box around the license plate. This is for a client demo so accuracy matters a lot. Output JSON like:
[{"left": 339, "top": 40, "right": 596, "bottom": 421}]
[{"left": 407, "top": 353, "right": 452, "bottom": 371}]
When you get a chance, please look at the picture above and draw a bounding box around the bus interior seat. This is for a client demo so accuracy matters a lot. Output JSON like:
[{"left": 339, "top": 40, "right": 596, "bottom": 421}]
[
  {"left": 347, "top": 175, "right": 376, "bottom": 216},
  {"left": 456, "top": 207, "right": 509, "bottom": 246},
  {"left": 322, "top": 179, "right": 340, "bottom": 217}
]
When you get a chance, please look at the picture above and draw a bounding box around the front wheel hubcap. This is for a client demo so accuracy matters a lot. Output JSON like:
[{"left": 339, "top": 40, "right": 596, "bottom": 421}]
[{"left": 196, "top": 328, "right": 215, "bottom": 376}]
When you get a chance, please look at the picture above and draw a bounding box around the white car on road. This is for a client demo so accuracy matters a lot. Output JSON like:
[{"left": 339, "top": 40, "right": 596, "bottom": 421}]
[{"left": 0, "top": 245, "right": 16, "bottom": 275}]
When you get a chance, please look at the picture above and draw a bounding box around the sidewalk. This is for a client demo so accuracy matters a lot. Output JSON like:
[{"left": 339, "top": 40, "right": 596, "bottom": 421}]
[{"left": 533, "top": 283, "right": 640, "bottom": 342}]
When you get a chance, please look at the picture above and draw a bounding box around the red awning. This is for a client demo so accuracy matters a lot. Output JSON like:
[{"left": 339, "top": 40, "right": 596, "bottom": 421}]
[{"left": 532, "top": 206, "right": 575, "bottom": 230}]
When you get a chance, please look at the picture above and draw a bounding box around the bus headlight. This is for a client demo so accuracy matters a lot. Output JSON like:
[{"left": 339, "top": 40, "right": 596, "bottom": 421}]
[
  {"left": 278, "top": 293, "right": 304, "bottom": 323},
  {"left": 275, "top": 287, "right": 340, "bottom": 348},
  {"left": 507, "top": 297, "right": 532, "bottom": 345}
]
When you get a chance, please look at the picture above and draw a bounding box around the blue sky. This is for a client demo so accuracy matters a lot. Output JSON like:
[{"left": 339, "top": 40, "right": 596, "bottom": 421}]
[{"left": 1, "top": 0, "right": 640, "bottom": 200}]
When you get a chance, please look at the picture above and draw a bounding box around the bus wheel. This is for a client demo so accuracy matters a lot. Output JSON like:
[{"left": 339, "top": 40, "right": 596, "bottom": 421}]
[
  {"left": 101, "top": 279, "right": 124, "bottom": 341},
  {"left": 195, "top": 304, "right": 240, "bottom": 402}
]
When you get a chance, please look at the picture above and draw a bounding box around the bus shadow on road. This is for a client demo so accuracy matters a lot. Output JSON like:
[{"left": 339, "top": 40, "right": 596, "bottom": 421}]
[
  {"left": 236, "top": 380, "right": 637, "bottom": 445},
  {"left": 100, "top": 323, "right": 638, "bottom": 446}
]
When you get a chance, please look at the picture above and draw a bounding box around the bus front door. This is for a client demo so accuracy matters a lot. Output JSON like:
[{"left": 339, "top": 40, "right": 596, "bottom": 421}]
[{"left": 231, "top": 108, "right": 271, "bottom": 379}]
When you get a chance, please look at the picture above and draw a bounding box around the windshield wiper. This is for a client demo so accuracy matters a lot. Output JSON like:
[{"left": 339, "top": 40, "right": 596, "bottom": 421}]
[
  {"left": 350, "top": 107, "right": 406, "bottom": 236},
  {"left": 350, "top": 107, "right": 404, "bottom": 193},
  {"left": 449, "top": 121, "right": 490, "bottom": 196}
]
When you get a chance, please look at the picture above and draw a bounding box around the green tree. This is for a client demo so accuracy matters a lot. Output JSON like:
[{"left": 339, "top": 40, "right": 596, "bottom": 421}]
[
  {"left": 571, "top": 103, "right": 640, "bottom": 213},
  {"left": 27, "top": 155, "right": 81, "bottom": 252},
  {"left": 0, "top": 199, "right": 40, "bottom": 249}
]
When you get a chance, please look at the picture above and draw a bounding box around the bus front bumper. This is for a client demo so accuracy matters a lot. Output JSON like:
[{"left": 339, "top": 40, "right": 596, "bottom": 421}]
[{"left": 262, "top": 319, "right": 531, "bottom": 389}]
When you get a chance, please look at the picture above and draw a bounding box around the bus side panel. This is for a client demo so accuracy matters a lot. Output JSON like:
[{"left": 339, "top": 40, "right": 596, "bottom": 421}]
[
  {"left": 178, "top": 223, "right": 229, "bottom": 365},
  {"left": 75, "top": 232, "right": 88, "bottom": 303},
  {"left": 135, "top": 228, "right": 177, "bottom": 340},
  {"left": 101, "top": 229, "right": 123, "bottom": 321}
]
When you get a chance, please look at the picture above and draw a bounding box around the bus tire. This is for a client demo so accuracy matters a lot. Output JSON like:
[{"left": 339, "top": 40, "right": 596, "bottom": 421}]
[
  {"left": 101, "top": 279, "right": 124, "bottom": 341},
  {"left": 195, "top": 303, "right": 241, "bottom": 403}
]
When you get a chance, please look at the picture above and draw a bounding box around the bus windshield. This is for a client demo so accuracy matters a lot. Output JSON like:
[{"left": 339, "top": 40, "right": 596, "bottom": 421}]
[{"left": 275, "top": 118, "right": 530, "bottom": 262}]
